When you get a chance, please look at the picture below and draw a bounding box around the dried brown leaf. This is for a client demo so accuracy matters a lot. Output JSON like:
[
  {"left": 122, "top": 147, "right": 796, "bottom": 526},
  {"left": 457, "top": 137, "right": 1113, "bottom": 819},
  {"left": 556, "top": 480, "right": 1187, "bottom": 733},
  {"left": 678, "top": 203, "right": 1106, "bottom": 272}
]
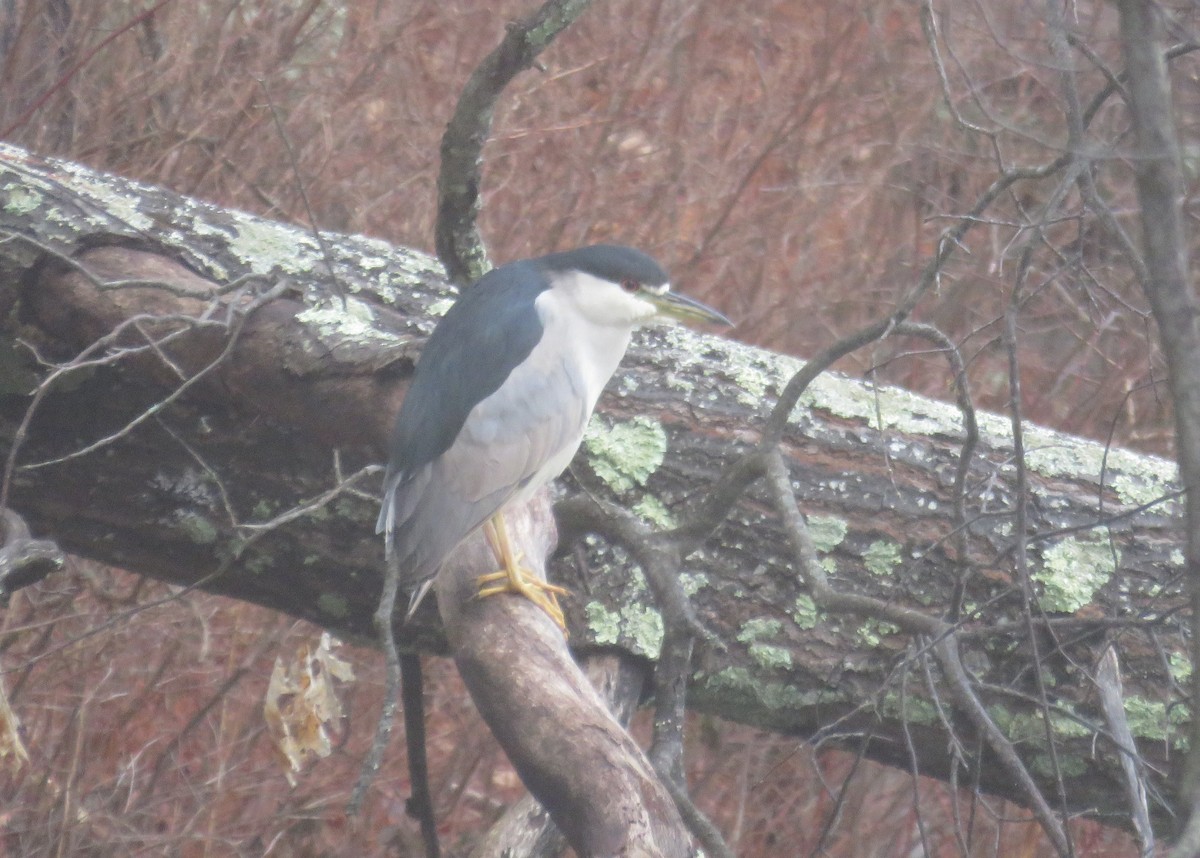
[
  {"left": 263, "top": 632, "right": 355, "bottom": 785},
  {"left": 0, "top": 671, "right": 29, "bottom": 772}
]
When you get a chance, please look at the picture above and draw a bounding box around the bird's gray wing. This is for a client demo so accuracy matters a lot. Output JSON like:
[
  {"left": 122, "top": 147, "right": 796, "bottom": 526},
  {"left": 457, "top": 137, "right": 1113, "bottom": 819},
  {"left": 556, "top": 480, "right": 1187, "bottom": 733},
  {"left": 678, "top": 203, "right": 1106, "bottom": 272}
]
[
  {"left": 446, "top": 330, "right": 593, "bottom": 502},
  {"left": 383, "top": 327, "right": 595, "bottom": 591},
  {"left": 376, "top": 261, "right": 549, "bottom": 547}
]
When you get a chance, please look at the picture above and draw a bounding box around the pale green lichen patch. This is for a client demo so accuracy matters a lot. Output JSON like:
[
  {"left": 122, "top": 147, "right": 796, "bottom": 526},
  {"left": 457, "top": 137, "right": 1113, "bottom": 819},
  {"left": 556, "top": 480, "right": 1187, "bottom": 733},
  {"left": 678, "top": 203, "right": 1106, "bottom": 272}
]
[
  {"left": 652, "top": 324, "right": 790, "bottom": 403},
  {"left": 584, "top": 600, "right": 664, "bottom": 658},
  {"left": 719, "top": 333, "right": 1181, "bottom": 515},
  {"left": 1122, "top": 696, "right": 1188, "bottom": 743},
  {"left": 633, "top": 494, "right": 675, "bottom": 528},
  {"left": 804, "top": 372, "right": 964, "bottom": 437},
  {"left": 223, "top": 217, "right": 324, "bottom": 276},
  {"left": 0, "top": 342, "right": 39, "bottom": 396},
  {"left": 1110, "top": 472, "right": 1171, "bottom": 508},
  {"left": 737, "top": 617, "right": 783, "bottom": 644},
  {"left": 1022, "top": 436, "right": 1108, "bottom": 483},
  {"left": 1031, "top": 753, "right": 1087, "bottom": 779},
  {"left": 583, "top": 308, "right": 1176, "bottom": 534},
  {"left": 362, "top": 246, "right": 446, "bottom": 305},
  {"left": 585, "top": 602, "right": 622, "bottom": 645},
  {"left": 243, "top": 553, "right": 271, "bottom": 575},
  {"left": 426, "top": 297, "right": 455, "bottom": 317},
  {"left": 1044, "top": 711, "right": 1092, "bottom": 740},
  {"left": 251, "top": 499, "right": 277, "bottom": 520},
  {"left": 627, "top": 565, "right": 650, "bottom": 594},
  {"left": 621, "top": 603, "right": 664, "bottom": 657},
  {"left": 748, "top": 643, "right": 792, "bottom": 670},
  {"left": 3, "top": 184, "right": 41, "bottom": 215},
  {"left": 176, "top": 511, "right": 218, "bottom": 545},
  {"left": 792, "top": 594, "right": 820, "bottom": 630},
  {"left": 992, "top": 706, "right": 1092, "bottom": 746},
  {"left": 679, "top": 571, "right": 708, "bottom": 597},
  {"left": 334, "top": 496, "right": 372, "bottom": 522},
  {"left": 880, "top": 692, "right": 938, "bottom": 726},
  {"left": 583, "top": 415, "right": 667, "bottom": 493},
  {"left": 654, "top": 324, "right": 717, "bottom": 370},
  {"left": 855, "top": 618, "right": 899, "bottom": 647},
  {"left": 1034, "top": 531, "right": 1118, "bottom": 613},
  {"left": 702, "top": 666, "right": 833, "bottom": 711},
  {"left": 807, "top": 515, "right": 848, "bottom": 553},
  {"left": 68, "top": 174, "right": 156, "bottom": 231},
  {"left": 863, "top": 540, "right": 902, "bottom": 576},
  {"left": 357, "top": 254, "right": 388, "bottom": 271},
  {"left": 296, "top": 296, "right": 403, "bottom": 348},
  {"left": 990, "top": 420, "right": 1178, "bottom": 508},
  {"left": 720, "top": 341, "right": 784, "bottom": 408},
  {"left": 317, "top": 592, "right": 350, "bottom": 619},
  {"left": 1170, "top": 651, "right": 1192, "bottom": 683}
]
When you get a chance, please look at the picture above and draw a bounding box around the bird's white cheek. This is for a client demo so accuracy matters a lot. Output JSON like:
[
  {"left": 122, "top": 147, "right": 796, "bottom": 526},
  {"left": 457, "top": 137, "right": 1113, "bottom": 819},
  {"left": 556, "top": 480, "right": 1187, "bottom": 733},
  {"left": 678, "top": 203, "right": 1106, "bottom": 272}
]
[
  {"left": 605, "top": 293, "right": 658, "bottom": 327},
  {"left": 631, "top": 304, "right": 664, "bottom": 326},
  {"left": 581, "top": 285, "right": 657, "bottom": 326}
]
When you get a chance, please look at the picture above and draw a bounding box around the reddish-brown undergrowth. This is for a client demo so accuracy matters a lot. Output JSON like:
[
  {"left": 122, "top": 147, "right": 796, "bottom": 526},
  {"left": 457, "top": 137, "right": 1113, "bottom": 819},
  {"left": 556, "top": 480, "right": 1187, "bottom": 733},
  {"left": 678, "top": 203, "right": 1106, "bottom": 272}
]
[{"left": 1, "top": 0, "right": 1193, "bottom": 853}]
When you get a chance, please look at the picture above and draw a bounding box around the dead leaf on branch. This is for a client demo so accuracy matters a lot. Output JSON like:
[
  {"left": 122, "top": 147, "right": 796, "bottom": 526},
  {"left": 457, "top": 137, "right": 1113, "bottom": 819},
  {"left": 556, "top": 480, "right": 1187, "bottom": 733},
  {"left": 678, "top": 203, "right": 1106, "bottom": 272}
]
[
  {"left": 263, "top": 632, "right": 355, "bottom": 785},
  {"left": 0, "top": 669, "right": 29, "bottom": 772}
]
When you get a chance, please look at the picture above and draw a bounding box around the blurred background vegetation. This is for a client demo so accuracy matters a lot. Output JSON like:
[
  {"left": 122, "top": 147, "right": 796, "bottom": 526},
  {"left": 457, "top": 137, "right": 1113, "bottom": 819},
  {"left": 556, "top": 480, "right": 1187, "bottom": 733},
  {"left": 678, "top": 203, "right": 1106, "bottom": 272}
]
[{"left": 1, "top": 0, "right": 1195, "bottom": 854}]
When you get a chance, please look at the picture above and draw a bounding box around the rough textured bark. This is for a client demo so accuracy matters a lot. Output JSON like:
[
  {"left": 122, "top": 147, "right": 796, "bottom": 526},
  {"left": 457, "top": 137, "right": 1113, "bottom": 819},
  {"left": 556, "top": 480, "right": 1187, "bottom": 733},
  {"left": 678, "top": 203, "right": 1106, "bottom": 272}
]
[
  {"left": 437, "top": 494, "right": 687, "bottom": 857},
  {"left": 468, "top": 653, "right": 649, "bottom": 858},
  {"left": 0, "top": 144, "right": 1188, "bottom": 834},
  {"left": 1115, "top": 0, "right": 1199, "bottom": 848}
]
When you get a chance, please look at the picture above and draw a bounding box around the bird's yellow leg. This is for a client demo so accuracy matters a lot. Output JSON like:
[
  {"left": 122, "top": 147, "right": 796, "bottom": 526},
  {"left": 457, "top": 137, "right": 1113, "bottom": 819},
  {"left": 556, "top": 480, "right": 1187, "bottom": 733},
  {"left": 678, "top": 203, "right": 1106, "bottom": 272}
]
[{"left": 476, "top": 512, "right": 569, "bottom": 630}]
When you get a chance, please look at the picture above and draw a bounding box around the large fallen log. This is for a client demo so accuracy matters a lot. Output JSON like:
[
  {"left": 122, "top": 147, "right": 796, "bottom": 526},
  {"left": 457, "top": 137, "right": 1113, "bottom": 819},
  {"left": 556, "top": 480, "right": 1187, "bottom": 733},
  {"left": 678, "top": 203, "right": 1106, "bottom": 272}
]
[{"left": 0, "top": 143, "right": 1186, "bottom": 836}]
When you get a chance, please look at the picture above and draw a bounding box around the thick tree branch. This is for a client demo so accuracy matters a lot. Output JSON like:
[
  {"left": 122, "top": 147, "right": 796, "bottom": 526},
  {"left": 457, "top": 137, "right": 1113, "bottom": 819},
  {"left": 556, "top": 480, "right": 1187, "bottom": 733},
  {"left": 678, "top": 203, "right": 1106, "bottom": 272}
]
[
  {"left": 436, "top": 491, "right": 692, "bottom": 856},
  {"left": 1115, "top": 1, "right": 1200, "bottom": 851},
  {"left": 434, "top": 0, "right": 593, "bottom": 284},
  {"left": 0, "top": 507, "right": 64, "bottom": 602}
]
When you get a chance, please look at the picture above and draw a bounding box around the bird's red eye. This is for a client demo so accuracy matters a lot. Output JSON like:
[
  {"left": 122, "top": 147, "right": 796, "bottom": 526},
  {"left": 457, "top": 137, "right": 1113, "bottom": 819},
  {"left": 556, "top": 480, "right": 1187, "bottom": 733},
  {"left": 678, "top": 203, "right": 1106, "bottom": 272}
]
[{"left": 621, "top": 279, "right": 639, "bottom": 293}]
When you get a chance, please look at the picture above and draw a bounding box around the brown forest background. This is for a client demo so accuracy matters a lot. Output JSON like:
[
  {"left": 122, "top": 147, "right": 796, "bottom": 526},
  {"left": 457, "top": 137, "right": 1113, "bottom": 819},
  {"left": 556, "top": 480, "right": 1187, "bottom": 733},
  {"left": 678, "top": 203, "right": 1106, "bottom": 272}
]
[{"left": 0, "top": 1, "right": 1196, "bottom": 855}]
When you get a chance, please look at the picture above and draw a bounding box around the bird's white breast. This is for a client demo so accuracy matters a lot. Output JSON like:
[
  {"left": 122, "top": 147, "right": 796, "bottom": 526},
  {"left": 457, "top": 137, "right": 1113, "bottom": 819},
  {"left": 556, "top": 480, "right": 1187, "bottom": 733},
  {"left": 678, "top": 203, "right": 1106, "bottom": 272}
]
[
  {"left": 533, "top": 282, "right": 635, "bottom": 412},
  {"left": 482, "top": 284, "right": 635, "bottom": 508}
]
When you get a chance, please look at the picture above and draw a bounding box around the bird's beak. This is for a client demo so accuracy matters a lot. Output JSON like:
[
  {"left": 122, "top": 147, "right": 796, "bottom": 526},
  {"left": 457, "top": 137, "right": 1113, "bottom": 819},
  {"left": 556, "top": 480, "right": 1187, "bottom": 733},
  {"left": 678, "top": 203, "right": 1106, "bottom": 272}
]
[{"left": 648, "top": 289, "right": 733, "bottom": 327}]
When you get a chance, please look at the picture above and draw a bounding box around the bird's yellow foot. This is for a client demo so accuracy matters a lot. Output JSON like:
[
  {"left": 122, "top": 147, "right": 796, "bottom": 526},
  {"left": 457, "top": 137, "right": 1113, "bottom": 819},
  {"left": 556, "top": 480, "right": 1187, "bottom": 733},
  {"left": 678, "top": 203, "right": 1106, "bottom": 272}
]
[{"left": 478, "top": 514, "right": 570, "bottom": 631}]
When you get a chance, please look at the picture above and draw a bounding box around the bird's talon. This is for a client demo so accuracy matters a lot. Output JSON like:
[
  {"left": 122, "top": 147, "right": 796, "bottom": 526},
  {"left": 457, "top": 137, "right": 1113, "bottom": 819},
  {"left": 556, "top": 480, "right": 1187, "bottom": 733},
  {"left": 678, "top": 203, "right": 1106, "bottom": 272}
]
[
  {"left": 475, "top": 513, "right": 571, "bottom": 632},
  {"left": 473, "top": 567, "right": 570, "bottom": 630}
]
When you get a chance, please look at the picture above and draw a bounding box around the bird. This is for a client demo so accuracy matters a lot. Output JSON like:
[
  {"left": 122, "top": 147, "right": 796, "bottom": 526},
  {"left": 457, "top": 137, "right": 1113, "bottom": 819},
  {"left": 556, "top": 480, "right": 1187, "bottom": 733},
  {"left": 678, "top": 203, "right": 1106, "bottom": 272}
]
[{"left": 377, "top": 244, "right": 731, "bottom": 628}]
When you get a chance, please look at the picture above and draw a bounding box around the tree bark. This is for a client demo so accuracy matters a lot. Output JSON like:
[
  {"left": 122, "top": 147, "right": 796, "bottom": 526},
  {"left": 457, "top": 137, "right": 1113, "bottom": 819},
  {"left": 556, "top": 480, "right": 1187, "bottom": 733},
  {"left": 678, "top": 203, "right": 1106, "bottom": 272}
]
[
  {"left": 438, "top": 494, "right": 688, "bottom": 856},
  {"left": 0, "top": 143, "right": 1187, "bottom": 835},
  {"left": 1115, "top": 1, "right": 1199, "bottom": 850}
]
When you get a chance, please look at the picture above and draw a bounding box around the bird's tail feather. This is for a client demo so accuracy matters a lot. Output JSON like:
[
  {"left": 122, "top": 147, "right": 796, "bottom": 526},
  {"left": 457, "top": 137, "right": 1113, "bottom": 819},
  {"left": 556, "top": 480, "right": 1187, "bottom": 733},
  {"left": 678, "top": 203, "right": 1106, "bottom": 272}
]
[{"left": 405, "top": 579, "right": 436, "bottom": 619}]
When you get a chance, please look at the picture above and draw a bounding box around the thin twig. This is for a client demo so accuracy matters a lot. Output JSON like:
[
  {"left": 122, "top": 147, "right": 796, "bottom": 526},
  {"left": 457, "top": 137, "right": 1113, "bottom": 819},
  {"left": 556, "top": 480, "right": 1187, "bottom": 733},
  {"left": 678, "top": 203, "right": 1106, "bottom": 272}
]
[
  {"left": 257, "top": 78, "right": 344, "bottom": 304},
  {"left": 0, "top": 0, "right": 178, "bottom": 139},
  {"left": 434, "top": 0, "right": 594, "bottom": 284},
  {"left": 892, "top": 321, "right": 979, "bottom": 620},
  {"left": 899, "top": 655, "right": 934, "bottom": 857},
  {"left": 657, "top": 771, "right": 735, "bottom": 858},
  {"left": 348, "top": 549, "right": 403, "bottom": 815},
  {"left": 401, "top": 653, "right": 440, "bottom": 858},
  {"left": 1, "top": 309, "right": 228, "bottom": 510},
  {"left": 20, "top": 279, "right": 289, "bottom": 472}
]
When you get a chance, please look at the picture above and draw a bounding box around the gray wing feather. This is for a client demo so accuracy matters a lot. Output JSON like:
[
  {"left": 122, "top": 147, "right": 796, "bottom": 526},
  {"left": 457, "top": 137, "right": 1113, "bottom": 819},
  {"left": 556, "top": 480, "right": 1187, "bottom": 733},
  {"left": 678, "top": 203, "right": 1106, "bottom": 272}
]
[{"left": 384, "top": 338, "right": 592, "bottom": 593}]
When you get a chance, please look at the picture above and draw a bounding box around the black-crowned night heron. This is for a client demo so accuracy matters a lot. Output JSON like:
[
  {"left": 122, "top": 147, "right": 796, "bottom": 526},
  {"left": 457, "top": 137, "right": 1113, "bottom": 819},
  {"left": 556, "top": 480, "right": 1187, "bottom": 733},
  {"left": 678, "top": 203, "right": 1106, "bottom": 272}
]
[{"left": 377, "top": 244, "right": 731, "bottom": 628}]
